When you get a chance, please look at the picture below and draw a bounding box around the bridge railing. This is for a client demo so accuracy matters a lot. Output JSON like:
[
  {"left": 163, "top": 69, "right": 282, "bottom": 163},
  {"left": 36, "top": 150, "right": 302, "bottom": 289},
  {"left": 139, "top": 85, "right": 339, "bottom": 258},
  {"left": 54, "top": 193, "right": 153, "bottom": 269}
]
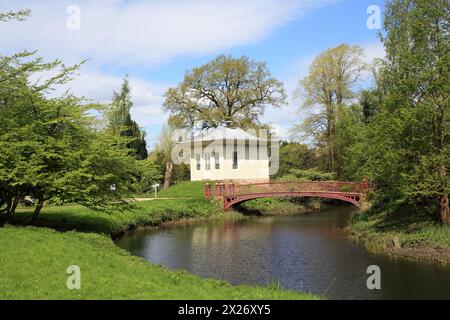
[{"left": 207, "top": 181, "right": 369, "bottom": 198}]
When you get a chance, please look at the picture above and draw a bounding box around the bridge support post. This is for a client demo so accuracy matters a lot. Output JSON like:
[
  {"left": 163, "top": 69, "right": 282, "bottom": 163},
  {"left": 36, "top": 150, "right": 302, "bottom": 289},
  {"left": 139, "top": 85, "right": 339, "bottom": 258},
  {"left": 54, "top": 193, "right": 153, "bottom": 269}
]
[
  {"left": 215, "top": 182, "right": 224, "bottom": 197},
  {"left": 204, "top": 182, "right": 211, "bottom": 198},
  {"left": 214, "top": 183, "right": 219, "bottom": 197}
]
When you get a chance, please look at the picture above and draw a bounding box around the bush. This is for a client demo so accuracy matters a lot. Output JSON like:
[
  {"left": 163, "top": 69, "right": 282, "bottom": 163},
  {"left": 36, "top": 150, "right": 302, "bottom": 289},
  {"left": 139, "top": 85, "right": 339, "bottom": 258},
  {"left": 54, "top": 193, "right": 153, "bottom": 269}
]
[{"left": 276, "top": 168, "right": 336, "bottom": 182}]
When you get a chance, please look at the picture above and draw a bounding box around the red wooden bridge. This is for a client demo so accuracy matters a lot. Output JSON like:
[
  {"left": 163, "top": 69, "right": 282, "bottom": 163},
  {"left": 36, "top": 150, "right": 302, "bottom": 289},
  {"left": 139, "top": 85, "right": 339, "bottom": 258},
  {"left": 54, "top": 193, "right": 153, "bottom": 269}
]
[{"left": 204, "top": 181, "right": 370, "bottom": 210}]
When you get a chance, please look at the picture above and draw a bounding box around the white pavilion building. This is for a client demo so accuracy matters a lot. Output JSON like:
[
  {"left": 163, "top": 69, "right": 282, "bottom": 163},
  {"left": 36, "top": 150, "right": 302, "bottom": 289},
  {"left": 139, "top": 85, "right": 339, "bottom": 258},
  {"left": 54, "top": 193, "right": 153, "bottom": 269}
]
[{"left": 178, "top": 127, "right": 270, "bottom": 184}]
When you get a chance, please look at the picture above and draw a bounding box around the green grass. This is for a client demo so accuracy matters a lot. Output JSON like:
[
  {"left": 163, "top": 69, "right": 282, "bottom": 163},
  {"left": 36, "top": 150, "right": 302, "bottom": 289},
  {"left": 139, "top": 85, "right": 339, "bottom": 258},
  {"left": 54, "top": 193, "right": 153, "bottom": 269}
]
[
  {"left": 157, "top": 181, "right": 206, "bottom": 198},
  {"left": 237, "top": 198, "right": 307, "bottom": 215},
  {"left": 237, "top": 197, "right": 327, "bottom": 216},
  {"left": 132, "top": 181, "right": 206, "bottom": 198},
  {"left": 3, "top": 183, "right": 322, "bottom": 299},
  {"left": 0, "top": 226, "right": 318, "bottom": 299},
  {"left": 14, "top": 197, "right": 221, "bottom": 236},
  {"left": 349, "top": 207, "right": 450, "bottom": 249}
]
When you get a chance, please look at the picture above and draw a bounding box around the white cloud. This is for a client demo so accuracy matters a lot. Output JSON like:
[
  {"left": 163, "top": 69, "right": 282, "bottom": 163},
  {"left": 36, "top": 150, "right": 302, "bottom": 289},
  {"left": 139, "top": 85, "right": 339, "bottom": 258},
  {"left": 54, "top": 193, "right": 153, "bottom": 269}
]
[
  {"left": 0, "top": 0, "right": 340, "bottom": 146},
  {"left": 0, "top": 0, "right": 337, "bottom": 67}
]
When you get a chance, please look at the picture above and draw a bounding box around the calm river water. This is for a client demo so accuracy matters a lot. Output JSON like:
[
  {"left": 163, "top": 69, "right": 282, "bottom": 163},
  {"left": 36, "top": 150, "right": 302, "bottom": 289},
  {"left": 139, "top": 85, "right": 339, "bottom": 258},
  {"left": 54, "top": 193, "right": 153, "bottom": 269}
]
[{"left": 116, "top": 207, "right": 450, "bottom": 299}]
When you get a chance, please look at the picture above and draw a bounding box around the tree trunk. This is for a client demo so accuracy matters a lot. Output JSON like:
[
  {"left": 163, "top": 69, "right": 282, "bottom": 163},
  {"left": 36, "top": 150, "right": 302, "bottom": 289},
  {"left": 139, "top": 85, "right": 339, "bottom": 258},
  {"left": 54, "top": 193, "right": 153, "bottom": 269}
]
[
  {"left": 0, "top": 197, "right": 12, "bottom": 226},
  {"left": 327, "top": 104, "right": 336, "bottom": 173},
  {"left": 439, "top": 193, "right": 449, "bottom": 224},
  {"left": 0, "top": 196, "right": 18, "bottom": 226},
  {"left": 10, "top": 196, "right": 19, "bottom": 215},
  {"left": 437, "top": 107, "right": 448, "bottom": 224},
  {"left": 163, "top": 161, "right": 173, "bottom": 190},
  {"left": 0, "top": 197, "right": 12, "bottom": 215},
  {"left": 30, "top": 196, "right": 44, "bottom": 225},
  {"left": 433, "top": 16, "right": 449, "bottom": 223}
]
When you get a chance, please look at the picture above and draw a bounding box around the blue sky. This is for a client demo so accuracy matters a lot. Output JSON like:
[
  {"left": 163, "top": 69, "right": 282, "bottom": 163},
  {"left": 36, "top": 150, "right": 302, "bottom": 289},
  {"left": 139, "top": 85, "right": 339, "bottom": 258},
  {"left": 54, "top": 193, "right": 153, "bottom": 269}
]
[{"left": 0, "top": 0, "right": 386, "bottom": 147}]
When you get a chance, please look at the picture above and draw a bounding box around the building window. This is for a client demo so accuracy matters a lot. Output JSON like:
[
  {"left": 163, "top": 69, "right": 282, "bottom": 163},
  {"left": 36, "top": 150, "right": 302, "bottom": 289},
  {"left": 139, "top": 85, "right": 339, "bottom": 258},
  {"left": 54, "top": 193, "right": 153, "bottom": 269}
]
[
  {"left": 245, "top": 139, "right": 249, "bottom": 160},
  {"left": 205, "top": 152, "right": 211, "bottom": 171},
  {"left": 233, "top": 151, "right": 238, "bottom": 169},
  {"left": 195, "top": 153, "right": 201, "bottom": 170},
  {"left": 215, "top": 152, "right": 220, "bottom": 169}
]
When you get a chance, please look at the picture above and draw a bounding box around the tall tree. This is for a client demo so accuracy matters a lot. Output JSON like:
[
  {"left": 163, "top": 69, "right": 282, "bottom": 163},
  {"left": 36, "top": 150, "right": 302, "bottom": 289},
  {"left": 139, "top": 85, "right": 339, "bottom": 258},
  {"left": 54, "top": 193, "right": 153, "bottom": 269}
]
[
  {"left": 108, "top": 77, "right": 148, "bottom": 160},
  {"left": 163, "top": 55, "right": 286, "bottom": 130},
  {"left": 274, "top": 142, "right": 315, "bottom": 178},
  {"left": 335, "top": 103, "right": 367, "bottom": 181},
  {"left": 295, "top": 44, "right": 366, "bottom": 173},
  {"left": 0, "top": 78, "right": 139, "bottom": 223},
  {"left": 152, "top": 124, "right": 177, "bottom": 189},
  {"left": 0, "top": 10, "right": 141, "bottom": 223},
  {"left": 378, "top": 0, "right": 449, "bottom": 223}
]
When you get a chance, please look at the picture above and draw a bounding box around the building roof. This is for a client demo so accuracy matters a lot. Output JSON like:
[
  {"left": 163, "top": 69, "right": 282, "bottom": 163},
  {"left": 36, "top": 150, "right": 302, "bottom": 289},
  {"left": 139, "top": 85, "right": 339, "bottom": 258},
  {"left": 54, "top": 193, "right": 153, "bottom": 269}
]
[{"left": 179, "top": 127, "right": 268, "bottom": 145}]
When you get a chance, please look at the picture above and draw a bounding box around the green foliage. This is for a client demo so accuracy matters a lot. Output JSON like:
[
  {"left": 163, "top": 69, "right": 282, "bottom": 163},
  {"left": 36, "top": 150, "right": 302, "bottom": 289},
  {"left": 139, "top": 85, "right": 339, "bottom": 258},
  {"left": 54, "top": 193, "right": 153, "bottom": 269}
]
[
  {"left": 320, "top": 0, "right": 450, "bottom": 223},
  {"left": 163, "top": 54, "right": 286, "bottom": 130},
  {"left": 150, "top": 123, "right": 177, "bottom": 189},
  {"left": 277, "top": 168, "right": 336, "bottom": 182},
  {"left": 107, "top": 77, "right": 148, "bottom": 160},
  {"left": 0, "top": 14, "right": 141, "bottom": 221},
  {"left": 350, "top": 206, "right": 450, "bottom": 249},
  {"left": 237, "top": 198, "right": 307, "bottom": 216},
  {"left": 335, "top": 104, "right": 367, "bottom": 180},
  {"left": 65, "top": 131, "right": 141, "bottom": 209},
  {"left": 274, "top": 142, "right": 315, "bottom": 178},
  {"left": 171, "top": 162, "right": 191, "bottom": 184},
  {"left": 136, "top": 160, "right": 162, "bottom": 193},
  {"left": 0, "top": 48, "right": 94, "bottom": 219},
  {"left": 360, "top": 90, "right": 379, "bottom": 123},
  {"left": 294, "top": 44, "right": 366, "bottom": 173},
  {"left": 14, "top": 197, "right": 220, "bottom": 235}
]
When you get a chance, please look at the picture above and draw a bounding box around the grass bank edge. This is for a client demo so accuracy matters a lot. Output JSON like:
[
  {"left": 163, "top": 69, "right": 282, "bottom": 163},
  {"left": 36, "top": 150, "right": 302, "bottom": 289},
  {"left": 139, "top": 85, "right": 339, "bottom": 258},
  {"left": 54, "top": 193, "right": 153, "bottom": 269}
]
[
  {"left": 13, "top": 197, "right": 223, "bottom": 237},
  {"left": 0, "top": 226, "right": 320, "bottom": 300},
  {"left": 347, "top": 206, "right": 450, "bottom": 265}
]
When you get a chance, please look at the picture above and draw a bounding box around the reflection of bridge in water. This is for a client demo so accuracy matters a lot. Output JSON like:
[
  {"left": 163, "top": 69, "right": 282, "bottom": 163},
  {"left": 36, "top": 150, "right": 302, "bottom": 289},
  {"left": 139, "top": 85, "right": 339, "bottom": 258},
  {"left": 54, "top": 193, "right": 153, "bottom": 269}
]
[{"left": 204, "top": 181, "right": 370, "bottom": 210}]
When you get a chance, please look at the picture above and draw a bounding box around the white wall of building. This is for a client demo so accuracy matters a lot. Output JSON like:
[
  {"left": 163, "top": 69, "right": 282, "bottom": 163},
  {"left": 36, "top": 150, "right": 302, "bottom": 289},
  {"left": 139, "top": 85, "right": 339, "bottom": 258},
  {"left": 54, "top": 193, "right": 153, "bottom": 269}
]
[{"left": 189, "top": 142, "right": 269, "bottom": 183}]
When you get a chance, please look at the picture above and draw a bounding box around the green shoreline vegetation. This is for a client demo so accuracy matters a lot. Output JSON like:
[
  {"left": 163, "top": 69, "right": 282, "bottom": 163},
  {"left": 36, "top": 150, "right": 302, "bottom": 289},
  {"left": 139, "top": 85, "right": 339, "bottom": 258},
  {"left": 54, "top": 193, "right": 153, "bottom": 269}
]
[
  {"left": 348, "top": 206, "right": 450, "bottom": 265},
  {"left": 13, "top": 197, "right": 221, "bottom": 236}
]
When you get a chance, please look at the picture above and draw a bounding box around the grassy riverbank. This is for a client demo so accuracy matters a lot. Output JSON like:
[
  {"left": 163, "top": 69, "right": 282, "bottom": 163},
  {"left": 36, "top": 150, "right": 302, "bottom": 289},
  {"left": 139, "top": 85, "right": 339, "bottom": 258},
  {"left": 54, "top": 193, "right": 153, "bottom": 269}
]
[
  {"left": 13, "top": 197, "right": 221, "bottom": 236},
  {"left": 348, "top": 206, "right": 450, "bottom": 264},
  {"left": 237, "top": 197, "right": 322, "bottom": 215},
  {"left": 0, "top": 226, "right": 318, "bottom": 299},
  {"left": 2, "top": 182, "right": 321, "bottom": 300}
]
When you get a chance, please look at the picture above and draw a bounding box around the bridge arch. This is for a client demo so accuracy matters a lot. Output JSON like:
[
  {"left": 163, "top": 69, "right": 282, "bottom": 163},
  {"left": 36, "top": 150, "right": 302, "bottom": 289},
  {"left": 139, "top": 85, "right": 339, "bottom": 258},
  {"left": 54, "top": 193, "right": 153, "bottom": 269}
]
[{"left": 223, "top": 192, "right": 362, "bottom": 210}]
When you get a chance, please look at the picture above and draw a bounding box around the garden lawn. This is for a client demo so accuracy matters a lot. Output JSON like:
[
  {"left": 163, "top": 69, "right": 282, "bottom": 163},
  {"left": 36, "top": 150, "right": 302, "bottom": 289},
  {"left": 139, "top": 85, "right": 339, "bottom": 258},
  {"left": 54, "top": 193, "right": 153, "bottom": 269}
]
[
  {"left": 0, "top": 226, "right": 319, "bottom": 299},
  {"left": 156, "top": 181, "right": 206, "bottom": 198}
]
